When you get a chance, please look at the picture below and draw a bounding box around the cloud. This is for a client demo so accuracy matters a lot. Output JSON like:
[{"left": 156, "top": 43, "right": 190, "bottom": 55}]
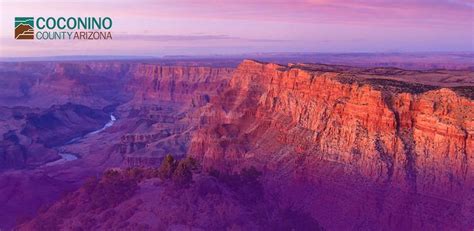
[
  {"left": 139, "top": 0, "right": 473, "bottom": 26},
  {"left": 3, "top": 0, "right": 472, "bottom": 27},
  {"left": 114, "top": 34, "right": 288, "bottom": 43},
  {"left": 0, "top": 0, "right": 471, "bottom": 57}
]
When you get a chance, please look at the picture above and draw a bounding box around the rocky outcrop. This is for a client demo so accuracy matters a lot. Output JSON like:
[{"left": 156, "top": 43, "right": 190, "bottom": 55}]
[
  {"left": 189, "top": 60, "right": 474, "bottom": 230},
  {"left": 191, "top": 59, "right": 473, "bottom": 187}
]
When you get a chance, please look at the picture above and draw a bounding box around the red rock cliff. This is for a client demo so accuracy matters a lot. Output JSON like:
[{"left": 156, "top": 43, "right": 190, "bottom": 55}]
[{"left": 190, "top": 59, "right": 473, "bottom": 197}]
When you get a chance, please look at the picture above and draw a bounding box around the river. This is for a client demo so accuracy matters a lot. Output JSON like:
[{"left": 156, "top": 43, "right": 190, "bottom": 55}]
[{"left": 44, "top": 114, "right": 116, "bottom": 166}]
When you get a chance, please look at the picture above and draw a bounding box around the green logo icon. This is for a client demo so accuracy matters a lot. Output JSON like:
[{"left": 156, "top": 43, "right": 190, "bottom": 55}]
[{"left": 15, "top": 17, "right": 34, "bottom": 39}]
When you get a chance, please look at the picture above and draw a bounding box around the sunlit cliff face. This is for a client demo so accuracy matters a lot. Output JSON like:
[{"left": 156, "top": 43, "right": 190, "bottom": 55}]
[{"left": 188, "top": 60, "right": 474, "bottom": 230}]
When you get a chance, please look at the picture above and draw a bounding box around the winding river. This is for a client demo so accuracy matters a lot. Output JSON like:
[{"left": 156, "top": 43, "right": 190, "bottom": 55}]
[{"left": 45, "top": 114, "right": 116, "bottom": 166}]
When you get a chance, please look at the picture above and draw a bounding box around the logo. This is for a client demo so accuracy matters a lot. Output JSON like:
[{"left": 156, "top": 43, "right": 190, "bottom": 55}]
[
  {"left": 15, "top": 17, "right": 34, "bottom": 40},
  {"left": 13, "top": 17, "right": 113, "bottom": 40}
]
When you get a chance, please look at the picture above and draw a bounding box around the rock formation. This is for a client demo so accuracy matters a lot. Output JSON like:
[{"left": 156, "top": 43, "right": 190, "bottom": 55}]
[{"left": 189, "top": 60, "right": 474, "bottom": 230}]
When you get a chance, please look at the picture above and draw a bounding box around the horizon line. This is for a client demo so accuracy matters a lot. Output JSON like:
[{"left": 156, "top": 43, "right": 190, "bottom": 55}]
[{"left": 1, "top": 51, "right": 473, "bottom": 59}]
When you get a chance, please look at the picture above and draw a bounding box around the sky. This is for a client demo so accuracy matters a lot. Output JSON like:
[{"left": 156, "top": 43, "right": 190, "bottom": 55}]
[{"left": 0, "top": 0, "right": 473, "bottom": 57}]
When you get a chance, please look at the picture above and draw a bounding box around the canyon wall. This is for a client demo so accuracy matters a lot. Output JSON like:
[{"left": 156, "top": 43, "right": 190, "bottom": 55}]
[
  {"left": 189, "top": 60, "right": 474, "bottom": 230},
  {"left": 116, "top": 64, "right": 234, "bottom": 166},
  {"left": 0, "top": 62, "right": 233, "bottom": 109},
  {"left": 125, "top": 64, "right": 233, "bottom": 105}
]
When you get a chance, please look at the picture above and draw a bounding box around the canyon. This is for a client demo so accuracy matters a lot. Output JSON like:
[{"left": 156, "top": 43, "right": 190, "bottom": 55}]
[
  {"left": 0, "top": 61, "right": 233, "bottom": 229},
  {"left": 0, "top": 57, "right": 473, "bottom": 230}
]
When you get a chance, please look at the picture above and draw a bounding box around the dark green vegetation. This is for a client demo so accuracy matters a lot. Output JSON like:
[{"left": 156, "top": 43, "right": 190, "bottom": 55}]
[{"left": 157, "top": 154, "right": 199, "bottom": 186}]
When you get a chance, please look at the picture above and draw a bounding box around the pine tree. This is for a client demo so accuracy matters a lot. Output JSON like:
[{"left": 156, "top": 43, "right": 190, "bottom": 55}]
[
  {"left": 172, "top": 160, "right": 193, "bottom": 186},
  {"left": 158, "top": 154, "right": 176, "bottom": 179}
]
